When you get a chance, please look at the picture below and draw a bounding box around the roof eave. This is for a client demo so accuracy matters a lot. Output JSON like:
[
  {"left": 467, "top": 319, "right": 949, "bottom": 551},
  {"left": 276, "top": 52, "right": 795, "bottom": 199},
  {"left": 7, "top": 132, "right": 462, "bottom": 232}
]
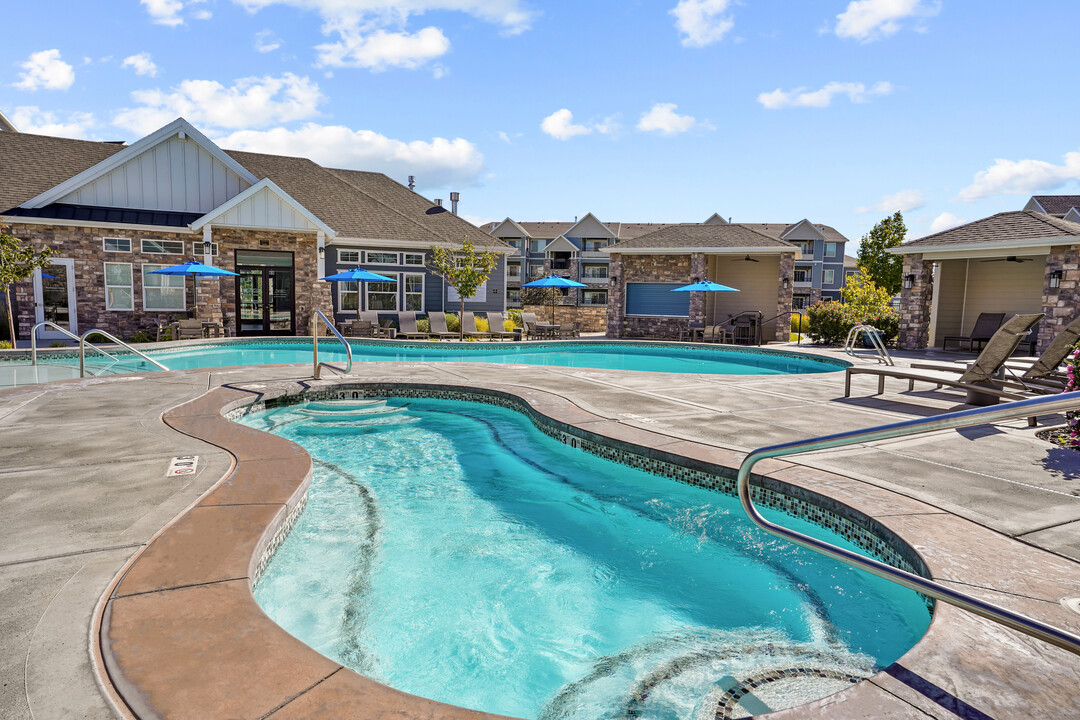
[
  {"left": 604, "top": 246, "right": 796, "bottom": 255},
  {"left": 889, "top": 236, "right": 1078, "bottom": 257}
]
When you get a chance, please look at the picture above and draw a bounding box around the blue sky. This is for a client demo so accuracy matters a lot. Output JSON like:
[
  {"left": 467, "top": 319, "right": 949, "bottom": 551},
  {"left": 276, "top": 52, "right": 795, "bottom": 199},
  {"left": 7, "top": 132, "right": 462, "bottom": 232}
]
[{"left": 4, "top": 1, "right": 1080, "bottom": 247}]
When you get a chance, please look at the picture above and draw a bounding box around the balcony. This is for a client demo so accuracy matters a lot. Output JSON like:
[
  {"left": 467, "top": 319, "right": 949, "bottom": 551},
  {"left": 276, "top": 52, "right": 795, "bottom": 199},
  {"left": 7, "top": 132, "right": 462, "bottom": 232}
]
[{"left": 580, "top": 249, "right": 608, "bottom": 259}]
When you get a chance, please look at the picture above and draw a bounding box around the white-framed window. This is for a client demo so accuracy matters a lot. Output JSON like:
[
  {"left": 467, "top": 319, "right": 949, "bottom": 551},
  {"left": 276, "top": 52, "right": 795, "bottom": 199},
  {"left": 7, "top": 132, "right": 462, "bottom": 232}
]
[
  {"left": 582, "top": 289, "right": 607, "bottom": 305},
  {"left": 104, "top": 262, "right": 134, "bottom": 311},
  {"left": 338, "top": 281, "right": 359, "bottom": 313},
  {"left": 507, "top": 262, "right": 522, "bottom": 280},
  {"left": 103, "top": 237, "right": 131, "bottom": 253},
  {"left": 403, "top": 272, "right": 424, "bottom": 311},
  {"left": 581, "top": 264, "right": 608, "bottom": 279},
  {"left": 339, "top": 250, "right": 360, "bottom": 263},
  {"left": 142, "top": 263, "right": 186, "bottom": 310},
  {"left": 447, "top": 280, "right": 487, "bottom": 303},
  {"left": 793, "top": 267, "right": 811, "bottom": 283},
  {"left": 794, "top": 241, "right": 813, "bottom": 256},
  {"left": 528, "top": 262, "right": 544, "bottom": 279},
  {"left": 141, "top": 239, "right": 185, "bottom": 255},
  {"left": 367, "top": 278, "right": 398, "bottom": 310},
  {"left": 823, "top": 269, "right": 835, "bottom": 285},
  {"left": 824, "top": 242, "right": 837, "bottom": 258},
  {"left": 403, "top": 253, "right": 424, "bottom": 266},
  {"left": 845, "top": 269, "right": 857, "bottom": 279},
  {"left": 793, "top": 294, "right": 810, "bottom": 310},
  {"left": 366, "top": 251, "right": 399, "bottom": 265},
  {"left": 528, "top": 239, "right": 545, "bottom": 254},
  {"left": 191, "top": 242, "right": 219, "bottom": 257},
  {"left": 505, "top": 238, "right": 522, "bottom": 250},
  {"left": 584, "top": 239, "right": 608, "bottom": 251},
  {"left": 507, "top": 288, "right": 521, "bottom": 305}
]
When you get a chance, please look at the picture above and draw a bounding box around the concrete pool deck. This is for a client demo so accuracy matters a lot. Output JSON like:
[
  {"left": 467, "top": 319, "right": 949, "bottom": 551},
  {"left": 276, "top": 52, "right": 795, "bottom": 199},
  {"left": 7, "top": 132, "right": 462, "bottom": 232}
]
[{"left": 1, "top": 343, "right": 1079, "bottom": 718}]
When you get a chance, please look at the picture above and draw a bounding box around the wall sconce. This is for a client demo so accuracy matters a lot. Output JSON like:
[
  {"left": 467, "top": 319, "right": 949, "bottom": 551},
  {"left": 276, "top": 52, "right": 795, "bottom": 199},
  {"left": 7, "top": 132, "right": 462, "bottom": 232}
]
[
  {"left": 1049, "top": 270, "right": 1062, "bottom": 289},
  {"left": 782, "top": 278, "right": 789, "bottom": 290},
  {"left": 609, "top": 276, "right": 617, "bottom": 286},
  {"left": 203, "top": 239, "right": 213, "bottom": 255},
  {"left": 903, "top": 274, "right": 915, "bottom": 290},
  {"left": 318, "top": 246, "right": 325, "bottom": 261}
]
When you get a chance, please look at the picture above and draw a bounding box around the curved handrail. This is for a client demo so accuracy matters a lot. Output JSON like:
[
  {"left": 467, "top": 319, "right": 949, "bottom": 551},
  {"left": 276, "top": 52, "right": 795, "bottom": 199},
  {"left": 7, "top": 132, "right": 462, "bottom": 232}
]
[
  {"left": 760, "top": 310, "right": 807, "bottom": 345},
  {"left": 79, "top": 329, "right": 169, "bottom": 376},
  {"left": 736, "top": 391, "right": 1080, "bottom": 656},
  {"left": 312, "top": 310, "right": 353, "bottom": 379},
  {"left": 723, "top": 310, "right": 763, "bottom": 346},
  {"left": 31, "top": 321, "right": 116, "bottom": 365},
  {"left": 844, "top": 324, "right": 894, "bottom": 366}
]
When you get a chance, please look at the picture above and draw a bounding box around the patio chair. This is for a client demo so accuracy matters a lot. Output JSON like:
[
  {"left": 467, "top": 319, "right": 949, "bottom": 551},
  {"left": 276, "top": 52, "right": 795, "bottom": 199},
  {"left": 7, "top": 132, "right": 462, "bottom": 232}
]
[
  {"left": 702, "top": 325, "right": 732, "bottom": 344},
  {"left": 521, "top": 312, "right": 541, "bottom": 340},
  {"left": 395, "top": 312, "right": 431, "bottom": 340},
  {"left": 483, "top": 312, "right": 518, "bottom": 340},
  {"left": 357, "top": 311, "right": 392, "bottom": 338},
  {"left": 461, "top": 312, "right": 491, "bottom": 340},
  {"left": 172, "top": 318, "right": 204, "bottom": 340},
  {"left": 557, "top": 322, "right": 581, "bottom": 339},
  {"left": 427, "top": 311, "right": 461, "bottom": 340},
  {"left": 943, "top": 312, "right": 1005, "bottom": 352},
  {"left": 349, "top": 320, "right": 375, "bottom": 338},
  {"left": 845, "top": 313, "right": 1046, "bottom": 407}
]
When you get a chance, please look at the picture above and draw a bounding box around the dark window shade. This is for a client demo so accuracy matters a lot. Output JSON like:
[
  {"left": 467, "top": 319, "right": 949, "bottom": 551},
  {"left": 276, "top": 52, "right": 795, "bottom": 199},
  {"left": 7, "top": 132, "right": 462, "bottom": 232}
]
[{"left": 626, "top": 283, "right": 690, "bottom": 317}]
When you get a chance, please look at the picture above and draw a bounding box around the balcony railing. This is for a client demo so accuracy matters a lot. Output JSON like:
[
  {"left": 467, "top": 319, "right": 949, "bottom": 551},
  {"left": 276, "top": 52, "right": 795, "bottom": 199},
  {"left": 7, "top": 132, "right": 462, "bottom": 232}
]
[{"left": 580, "top": 249, "right": 608, "bottom": 259}]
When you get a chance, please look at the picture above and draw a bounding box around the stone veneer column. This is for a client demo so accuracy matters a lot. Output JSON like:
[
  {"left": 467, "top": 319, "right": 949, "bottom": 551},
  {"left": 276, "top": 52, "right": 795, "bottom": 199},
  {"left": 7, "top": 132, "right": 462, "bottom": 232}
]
[
  {"left": 898, "top": 253, "right": 933, "bottom": 350},
  {"left": 606, "top": 254, "right": 624, "bottom": 338},
  {"left": 1039, "top": 244, "right": 1080, "bottom": 353},
  {"left": 776, "top": 252, "right": 795, "bottom": 341},
  {"left": 689, "top": 253, "right": 707, "bottom": 325}
]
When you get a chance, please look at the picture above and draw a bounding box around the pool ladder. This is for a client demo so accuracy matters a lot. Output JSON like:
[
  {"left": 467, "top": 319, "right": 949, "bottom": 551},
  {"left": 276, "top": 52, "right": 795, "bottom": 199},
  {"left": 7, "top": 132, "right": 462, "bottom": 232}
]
[
  {"left": 737, "top": 391, "right": 1080, "bottom": 657},
  {"left": 843, "top": 324, "right": 893, "bottom": 365},
  {"left": 311, "top": 310, "right": 353, "bottom": 379},
  {"left": 30, "top": 322, "right": 169, "bottom": 377}
]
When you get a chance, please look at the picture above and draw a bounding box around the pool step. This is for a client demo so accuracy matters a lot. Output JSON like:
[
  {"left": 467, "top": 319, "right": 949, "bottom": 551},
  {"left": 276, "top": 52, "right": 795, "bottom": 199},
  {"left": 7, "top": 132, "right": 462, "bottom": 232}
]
[
  {"left": 293, "top": 414, "right": 420, "bottom": 435},
  {"left": 300, "top": 405, "right": 408, "bottom": 422},
  {"left": 300, "top": 399, "right": 388, "bottom": 413}
]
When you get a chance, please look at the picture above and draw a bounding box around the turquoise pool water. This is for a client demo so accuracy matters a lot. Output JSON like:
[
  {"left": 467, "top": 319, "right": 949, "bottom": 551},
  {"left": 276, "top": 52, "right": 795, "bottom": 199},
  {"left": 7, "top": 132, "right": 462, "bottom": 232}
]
[
  {"left": 13, "top": 339, "right": 844, "bottom": 380},
  {"left": 245, "top": 398, "right": 929, "bottom": 720}
]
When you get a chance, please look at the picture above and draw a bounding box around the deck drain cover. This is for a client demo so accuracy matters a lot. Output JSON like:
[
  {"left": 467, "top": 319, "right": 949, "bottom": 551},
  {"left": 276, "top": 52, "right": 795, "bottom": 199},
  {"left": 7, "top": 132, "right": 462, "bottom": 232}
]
[{"left": 1062, "top": 597, "right": 1080, "bottom": 617}]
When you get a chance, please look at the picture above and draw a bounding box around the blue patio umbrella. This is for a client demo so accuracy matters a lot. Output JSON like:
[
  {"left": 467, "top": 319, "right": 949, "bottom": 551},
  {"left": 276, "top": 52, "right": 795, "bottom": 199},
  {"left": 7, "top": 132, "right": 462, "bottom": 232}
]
[
  {"left": 320, "top": 267, "right": 397, "bottom": 283},
  {"left": 521, "top": 274, "right": 587, "bottom": 324},
  {"left": 670, "top": 280, "right": 740, "bottom": 293},
  {"left": 148, "top": 260, "right": 240, "bottom": 316}
]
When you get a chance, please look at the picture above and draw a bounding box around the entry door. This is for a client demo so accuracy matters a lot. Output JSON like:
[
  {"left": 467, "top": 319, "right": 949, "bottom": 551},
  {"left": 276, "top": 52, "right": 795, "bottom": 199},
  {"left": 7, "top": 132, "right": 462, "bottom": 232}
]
[
  {"left": 33, "top": 258, "right": 77, "bottom": 339},
  {"left": 236, "top": 266, "right": 295, "bottom": 335}
]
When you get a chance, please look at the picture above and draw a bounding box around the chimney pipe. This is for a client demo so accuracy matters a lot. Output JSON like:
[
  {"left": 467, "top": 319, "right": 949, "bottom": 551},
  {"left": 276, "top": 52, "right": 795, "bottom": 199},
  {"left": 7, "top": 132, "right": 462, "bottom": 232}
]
[
  {"left": 434, "top": 198, "right": 443, "bottom": 207},
  {"left": 408, "top": 175, "right": 415, "bottom": 191},
  {"left": 450, "top": 191, "right": 460, "bottom": 215}
]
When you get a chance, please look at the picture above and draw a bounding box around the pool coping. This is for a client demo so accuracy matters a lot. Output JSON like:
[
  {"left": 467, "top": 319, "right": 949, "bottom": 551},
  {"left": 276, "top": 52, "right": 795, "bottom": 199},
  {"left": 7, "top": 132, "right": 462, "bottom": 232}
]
[{"left": 94, "top": 378, "right": 1080, "bottom": 719}]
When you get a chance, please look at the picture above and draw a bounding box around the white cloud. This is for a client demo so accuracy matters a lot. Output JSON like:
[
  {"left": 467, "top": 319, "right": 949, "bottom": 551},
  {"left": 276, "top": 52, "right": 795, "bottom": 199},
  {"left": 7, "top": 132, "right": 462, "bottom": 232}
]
[
  {"left": 255, "top": 29, "right": 284, "bottom": 53},
  {"left": 214, "top": 123, "right": 485, "bottom": 188},
  {"left": 122, "top": 53, "right": 159, "bottom": 78},
  {"left": 956, "top": 151, "right": 1080, "bottom": 202},
  {"left": 461, "top": 213, "right": 498, "bottom": 228},
  {"left": 9, "top": 106, "right": 95, "bottom": 139},
  {"left": 637, "top": 103, "right": 698, "bottom": 135},
  {"left": 855, "top": 189, "right": 925, "bottom": 213},
  {"left": 835, "top": 0, "right": 940, "bottom": 43},
  {"left": 141, "top": 0, "right": 185, "bottom": 25},
  {"left": 14, "top": 50, "right": 75, "bottom": 91},
  {"left": 929, "top": 212, "right": 964, "bottom": 233},
  {"left": 112, "top": 73, "right": 324, "bottom": 135},
  {"left": 316, "top": 26, "right": 451, "bottom": 70},
  {"left": 670, "top": 0, "right": 734, "bottom": 47},
  {"left": 193, "top": 8, "right": 213, "bottom": 19},
  {"left": 757, "top": 81, "right": 892, "bottom": 109},
  {"left": 540, "top": 109, "right": 592, "bottom": 140}
]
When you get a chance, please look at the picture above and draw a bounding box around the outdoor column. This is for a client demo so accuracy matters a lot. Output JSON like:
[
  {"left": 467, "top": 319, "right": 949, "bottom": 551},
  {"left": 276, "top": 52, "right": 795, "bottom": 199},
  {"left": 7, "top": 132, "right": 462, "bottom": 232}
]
[
  {"left": 1039, "top": 244, "right": 1080, "bottom": 353},
  {"left": 606, "top": 254, "right": 624, "bottom": 338},
  {"left": 898, "top": 253, "right": 933, "bottom": 350},
  {"left": 776, "top": 251, "right": 795, "bottom": 341},
  {"left": 196, "top": 227, "right": 224, "bottom": 326},
  {"left": 689, "top": 253, "right": 707, "bottom": 325}
]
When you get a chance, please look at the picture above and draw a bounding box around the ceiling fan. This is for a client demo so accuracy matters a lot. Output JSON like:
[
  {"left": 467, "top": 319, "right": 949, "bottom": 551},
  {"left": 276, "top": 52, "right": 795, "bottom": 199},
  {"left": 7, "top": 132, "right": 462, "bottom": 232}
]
[
  {"left": 981, "top": 256, "right": 1033, "bottom": 263},
  {"left": 732, "top": 254, "right": 759, "bottom": 263}
]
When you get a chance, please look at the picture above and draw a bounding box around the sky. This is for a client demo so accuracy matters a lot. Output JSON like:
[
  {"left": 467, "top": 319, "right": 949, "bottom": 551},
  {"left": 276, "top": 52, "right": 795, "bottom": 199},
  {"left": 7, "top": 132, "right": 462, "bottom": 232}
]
[{"left": 3, "top": 0, "right": 1080, "bottom": 248}]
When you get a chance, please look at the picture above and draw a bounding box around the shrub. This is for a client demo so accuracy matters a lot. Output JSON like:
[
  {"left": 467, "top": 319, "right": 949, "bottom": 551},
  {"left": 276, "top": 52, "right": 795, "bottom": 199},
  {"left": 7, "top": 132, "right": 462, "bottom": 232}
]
[
  {"left": 1063, "top": 344, "right": 1079, "bottom": 450},
  {"left": 806, "top": 301, "right": 855, "bottom": 345},
  {"left": 129, "top": 330, "right": 155, "bottom": 344},
  {"left": 416, "top": 318, "right": 430, "bottom": 333},
  {"left": 49, "top": 341, "right": 66, "bottom": 348},
  {"left": 806, "top": 269, "right": 900, "bottom": 345},
  {"left": 445, "top": 312, "right": 460, "bottom": 333},
  {"left": 791, "top": 312, "right": 810, "bottom": 334},
  {"left": 505, "top": 309, "right": 523, "bottom": 328},
  {"left": 474, "top": 316, "right": 490, "bottom": 333},
  {"left": 84, "top": 332, "right": 110, "bottom": 343},
  {"left": 0, "top": 341, "right": 13, "bottom": 350}
]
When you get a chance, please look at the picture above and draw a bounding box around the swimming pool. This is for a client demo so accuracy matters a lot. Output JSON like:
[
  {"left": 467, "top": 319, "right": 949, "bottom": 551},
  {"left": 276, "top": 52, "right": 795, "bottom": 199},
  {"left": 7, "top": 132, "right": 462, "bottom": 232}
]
[
  {"left": 6, "top": 338, "right": 845, "bottom": 383},
  {"left": 243, "top": 397, "right": 930, "bottom": 720}
]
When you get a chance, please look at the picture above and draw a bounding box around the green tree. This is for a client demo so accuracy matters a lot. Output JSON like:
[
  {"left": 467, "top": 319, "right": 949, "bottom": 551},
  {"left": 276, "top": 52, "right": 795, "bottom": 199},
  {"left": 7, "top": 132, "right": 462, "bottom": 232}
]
[
  {"left": 427, "top": 237, "right": 499, "bottom": 340},
  {"left": 840, "top": 267, "right": 893, "bottom": 317},
  {"left": 856, "top": 211, "right": 907, "bottom": 295},
  {"left": 0, "top": 225, "right": 53, "bottom": 346}
]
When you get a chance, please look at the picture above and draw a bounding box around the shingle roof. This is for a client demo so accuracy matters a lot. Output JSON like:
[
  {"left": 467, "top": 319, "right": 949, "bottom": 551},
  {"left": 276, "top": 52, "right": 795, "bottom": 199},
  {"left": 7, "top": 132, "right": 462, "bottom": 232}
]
[
  {"left": 1030, "top": 195, "right": 1080, "bottom": 216},
  {"left": 0, "top": 132, "right": 124, "bottom": 212},
  {"left": 5, "top": 203, "right": 199, "bottom": 227},
  {"left": 899, "top": 211, "right": 1080, "bottom": 250},
  {"left": 495, "top": 218, "right": 850, "bottom": 243},
  {"left": 606, "top": 223, "right": 797, "bottom": 251},
  {"left": 741, "top": 222, "right": 850, "bottom": 243}
]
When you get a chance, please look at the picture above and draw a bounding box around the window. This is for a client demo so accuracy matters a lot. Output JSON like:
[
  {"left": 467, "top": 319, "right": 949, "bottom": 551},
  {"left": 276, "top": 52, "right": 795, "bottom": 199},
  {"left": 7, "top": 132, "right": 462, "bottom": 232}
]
[
  {"left": 404, "top": 273, "right": 424, "bottom": 311},
  {"left": 447, "top": 281, "right": 486, "bottom": 302},
  {"left": 625, "top": 283, "right": 690, "bottom": 317},
  {"left": 824, "top": 242, "right": 837, "bottom": 258},
  {"left": 338, "top": 281, "right": 359, "bottom": 312},
  {"left": 528, "top": 262, "right": 545, "bottom": 279},
  {"left": 104, "top": 263, "right": 133, "bottom": 310},
  {"left": 582, "top": 289, "right": 607, "bottom": 306},
  {"left": 505, "top": 238, "right": 522, "bottom": 250},
  {"left": 584, "top": 239, "right": 608, "bottom": 251},
  {"left": 507, "top": 262, "right": 522, "bottom": 279},
  {"left": 366, "top": 251, "right": 399, "bottom": 265},
  {"left": 141, "top": 239, "right": 185, "bottom": 255},
  {"left": 845, "top": 269, "right": 857, "bottom": 279},
  {"left": 528, "top": 239, "right": 545, "bottom": 254},
  {"left": 794, "top": 241, "right": 813, "bottom": 256},
  {"left": 191, "top": 242, "right": 219, "bottom": 257},
  {"left": 103, "top": 237, "right": 131, "bottom": 253},
  {"left": 142, "top": 264, "right": 186, "bottom": 310},
  {"left": 823, "top": 269, "right": 835, "bottom": 285},
  {"left": 367, "top": 279, "right": 398, "bottom": 310},
  {"left": 581, "top": 264, "right": 608, "bottom": 279},
  {"left": 507, "top": 288, "right": 521, "bottom": 305},
  {"left": 339, "top": 250, "right": 360, "bottom": 263},
  {"left": 793, "top": 267, "right": 811, "bottom": 283},
  {"left": 793, "top": 294, "right": 809, "bottom": 310},
  {"left": 403, "top": 253, "right": 424, "bottom": 266}
]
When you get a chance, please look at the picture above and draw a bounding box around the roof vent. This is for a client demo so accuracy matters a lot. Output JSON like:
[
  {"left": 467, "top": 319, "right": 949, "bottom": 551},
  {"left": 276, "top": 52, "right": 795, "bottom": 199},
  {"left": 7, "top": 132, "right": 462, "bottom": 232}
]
[
  {"left": 408, "top": 175, "right": 415, "bottom": 191},
  {"left": 434, "top": 198, "right": 443, "bottom": 207},
  {"left": 450, "top": 191, "right": 460, "bottom": 215}
]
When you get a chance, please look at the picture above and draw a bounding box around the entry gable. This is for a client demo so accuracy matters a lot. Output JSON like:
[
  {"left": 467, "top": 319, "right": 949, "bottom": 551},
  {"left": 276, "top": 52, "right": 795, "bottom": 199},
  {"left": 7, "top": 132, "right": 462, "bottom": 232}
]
[
  {"left": 564, "top": 212, "right": 616, "bottom": 240},
  {"left": 22, "top": 118, "right": 258, "bottom": 213},
  {"left": 543, "top": 235, "right": 578, "bottom": 253},
  {"left": 1023, "top": 196, "right": 1048, "bottom": 214},
  {"left": 1064, "top": 208, "right": 1080, "bottom": 224},
  {"left": 190, "top": 178, "right": 335, "bottom": 237},
  {"left": 780, "top": 219, "right": 827, "bottom": 241},
  {"left": 489, "top": 217, "right": 531, "bottom": 238},
  {"left": 703, "top": 212, "right": 728, "bottom": 225}
]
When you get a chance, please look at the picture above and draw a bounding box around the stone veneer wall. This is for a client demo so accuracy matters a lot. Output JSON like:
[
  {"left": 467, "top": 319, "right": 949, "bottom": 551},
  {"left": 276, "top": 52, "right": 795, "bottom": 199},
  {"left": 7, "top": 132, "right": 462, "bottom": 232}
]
[
  {"left": 898, "top": 253, "right": 934, "bottom": 350},
  {"left": 1038, "top": 244, "right": 1080, "bottom": 352},
  {"left": 776, "top": 252, "right": 795, "bottom": 341},
  {"left": 607, "top": 253, "right": 694, "bottom": 339},
  {"left": 522, "top": 304, "right": 607, "bottom": 332},
  {"left": 10, "top": 223, "right": 331, "bottom": 339}
]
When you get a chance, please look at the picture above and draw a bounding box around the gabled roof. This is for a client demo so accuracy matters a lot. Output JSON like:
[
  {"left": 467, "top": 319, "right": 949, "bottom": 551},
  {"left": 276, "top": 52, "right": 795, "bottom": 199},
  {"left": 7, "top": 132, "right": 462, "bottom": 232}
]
[
  {"left": 0, "top": 110, "right": 17, "bottom": 133},
  {"left": 703, "top": 213, "right": 728, "bottom": 225},
  {"left": 605, "top": 223, "right": 797, "bottom": 252},
  {"left": 1025, "top": 195, "right": 1080, "bottom": 217},
  {"left": 741, "top": 221, "right": 849, "bottom": 243},
  {"left": 563, "top": 212, "right": 617, "bottom": 240},
  {"left": 893, "top": 211, "right": 1080, "bottom": 253},
  {"left": 0, "top": 132, "right": 124, "bottom": 212},
  {"left": 543, "top": 235, "right": 577, "bottom": 253},
  {"left": 190, "top": 178, "right": 335, "bottom": 236},
  {"left": 487, "top": 217, "right": 531, "bottom": 238},
  {"left": 1064, "top": 207, "right": 1080, "bottom": 224}
]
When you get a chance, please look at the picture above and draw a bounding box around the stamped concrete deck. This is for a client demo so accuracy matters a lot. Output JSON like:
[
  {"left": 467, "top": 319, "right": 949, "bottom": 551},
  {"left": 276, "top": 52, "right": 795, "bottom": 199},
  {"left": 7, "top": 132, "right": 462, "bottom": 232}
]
[{"left": 1, "top": 343, "right": 1079, "bottom": 719}]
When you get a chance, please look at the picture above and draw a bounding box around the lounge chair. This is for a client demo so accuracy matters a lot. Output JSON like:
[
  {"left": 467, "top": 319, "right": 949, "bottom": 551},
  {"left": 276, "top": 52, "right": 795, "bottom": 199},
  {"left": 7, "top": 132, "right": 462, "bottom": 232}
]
[
  {"left": 357, "top": 311, "right": 391, "bottom": 338},
  {"left": 427, "top": 311, "right": 461, "bottom": 340},
  {"left": 461, "top": 312, "right": 491, "bottom": 340},
  {"left": 557, "top": 322, "right": 582, "bottom": 339},
  {"left": 349, "top": 320, "right": 375, "bottom": 338},
  {"left": 172, "top": 318, "right": 204, "bottom": 340},
  {"left": 483, "top": 312, "right": 518, "bottom": 340},
  {"left": 943, "top": 312, "right": 1005, "bottom": 352},
  {"left": 395, "top": 311, "right": 431, "bottom": 340},
  {"left": 521, "top": 312, "right": 543, "bottom": 340},
  {"left": 845, "top": 313, "right": 1046, "bottom": 406},
  {"left": 702, "top": 325, "right": 732, "bottom": 344}
]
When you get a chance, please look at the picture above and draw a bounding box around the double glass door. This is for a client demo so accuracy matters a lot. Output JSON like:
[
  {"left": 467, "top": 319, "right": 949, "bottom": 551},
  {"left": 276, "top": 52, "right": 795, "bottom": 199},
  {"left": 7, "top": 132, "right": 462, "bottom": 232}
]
[
  {"left": 236, "top": 266, "right": 294, "bottom": 335},
  {"left": 33, "top": 259, "right": 77, "bottom": 338}
]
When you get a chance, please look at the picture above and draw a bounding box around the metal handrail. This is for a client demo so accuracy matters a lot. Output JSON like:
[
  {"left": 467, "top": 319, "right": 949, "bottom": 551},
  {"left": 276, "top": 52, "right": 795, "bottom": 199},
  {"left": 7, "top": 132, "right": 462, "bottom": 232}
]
[
  {"left": 312, "top": 310, "right": 353, "bottom": 379},
  {"left": 761, "top": 310, "right": 807, "bottom": 345},
  {"left": 79, "top": 329, "right": 169, "bottom": 376},
  {"left": 736, "top": 392, "right": 1080, "bottom": 656},
  {"left": 844, "top": 324, "right": 894, "bottom": 366},
  {"left": 724, "top": 310, "right": 764, "bottom": 346},
  {"left": 31, "top": 321, "right": 116, "bottom": 365}
]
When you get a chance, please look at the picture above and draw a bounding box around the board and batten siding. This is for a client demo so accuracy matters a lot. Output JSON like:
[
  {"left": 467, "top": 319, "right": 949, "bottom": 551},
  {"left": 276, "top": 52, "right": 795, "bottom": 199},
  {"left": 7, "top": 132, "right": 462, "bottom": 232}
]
[
  {"left": 930, "top": 256, "right": 1046, "bottom": 346},
  {"left": 58, "top": 136, "right": 251, "bottom": 213},
  {"left": 213, "top": 186, "right": 320, "bottom": 231},
  {"left": 708, "top": 255, "right": 781, "bottom": 339}
]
